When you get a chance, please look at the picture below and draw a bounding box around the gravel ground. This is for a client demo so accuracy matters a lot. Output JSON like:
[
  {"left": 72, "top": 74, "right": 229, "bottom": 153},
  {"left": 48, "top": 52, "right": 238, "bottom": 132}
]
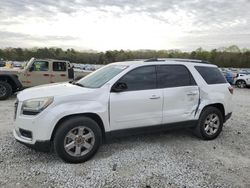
[{"left": 0, "top": 89, "right": 250, "bottom": 188}]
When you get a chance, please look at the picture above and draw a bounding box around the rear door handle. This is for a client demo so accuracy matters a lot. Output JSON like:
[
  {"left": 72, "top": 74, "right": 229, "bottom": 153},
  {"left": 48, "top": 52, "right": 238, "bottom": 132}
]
[
  {"left": 149, "top": 95, "right": 160, "bottom": 99},
  {"left": 187, "top": 92, "right": 198, "bottom": 96}
]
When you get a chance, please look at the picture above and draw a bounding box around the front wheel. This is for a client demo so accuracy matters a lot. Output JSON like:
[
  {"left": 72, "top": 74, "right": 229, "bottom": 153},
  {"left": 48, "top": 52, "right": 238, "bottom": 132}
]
[
  {"left": 194, "top": 107, "right": 223, "bottom": 140},
  {"left": 54, "top": 116, "right": 102, "bottom": 163},
  {"left": 0, "top": 81, "right": 12, "bottom": 100},
  {"left": 236, "top": 80, "right": 246, "bottom": 88}
]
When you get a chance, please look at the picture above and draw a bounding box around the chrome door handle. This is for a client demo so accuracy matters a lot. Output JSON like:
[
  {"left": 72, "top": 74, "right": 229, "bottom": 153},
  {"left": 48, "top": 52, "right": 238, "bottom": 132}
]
[{"left": 149, "top": 95, "right": 160, "bottom": 99}]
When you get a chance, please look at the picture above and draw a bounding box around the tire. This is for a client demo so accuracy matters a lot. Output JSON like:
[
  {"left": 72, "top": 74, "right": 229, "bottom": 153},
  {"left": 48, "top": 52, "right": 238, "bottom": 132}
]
[
  {"left": 0, "top": 81, "right": 12, "bottom": 100},
  {"left": 236, "top": 80, "right": 246, "bottom": 88},
  {"left": 54, "top": 116, "right": 102, "bottom": 163},
  {"left": 194, "top": 107, "right": 223, "bottom": 140}
]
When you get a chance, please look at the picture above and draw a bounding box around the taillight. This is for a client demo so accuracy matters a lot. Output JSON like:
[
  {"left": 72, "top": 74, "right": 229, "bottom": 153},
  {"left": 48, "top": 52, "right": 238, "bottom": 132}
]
[{"left": 228, "top": 86, "right": 234, "bottom": 94}]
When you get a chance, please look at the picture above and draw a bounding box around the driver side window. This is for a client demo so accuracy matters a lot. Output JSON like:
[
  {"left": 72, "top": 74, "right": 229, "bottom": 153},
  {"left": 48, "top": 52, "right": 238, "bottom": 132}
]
[
  {"left": 31, "top": 61, "right": 49, "bottom": 71},
  {"left": 118, "top": 66, "right": 157, "bottom": 91}
]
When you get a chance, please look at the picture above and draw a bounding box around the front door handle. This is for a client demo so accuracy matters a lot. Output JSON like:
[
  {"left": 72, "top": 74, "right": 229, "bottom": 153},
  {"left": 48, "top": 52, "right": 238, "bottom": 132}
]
[{"left": 149, "top": 95, "right": 160, "bottom": 99}]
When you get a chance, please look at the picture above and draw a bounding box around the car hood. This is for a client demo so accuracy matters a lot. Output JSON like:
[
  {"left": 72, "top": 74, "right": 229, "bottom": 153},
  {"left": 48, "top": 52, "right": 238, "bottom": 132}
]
[
  {"left": 0, "top": 68, "right": 21, "bottom": 75},
  {"left": 17, "top": 83, "right": 98, "bottom": 101}
]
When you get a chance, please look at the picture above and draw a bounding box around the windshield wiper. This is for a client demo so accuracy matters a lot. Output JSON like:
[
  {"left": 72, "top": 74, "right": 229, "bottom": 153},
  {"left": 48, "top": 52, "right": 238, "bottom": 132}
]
[{"left": 69, "top": 81, "right": 85, "bottom": 87}]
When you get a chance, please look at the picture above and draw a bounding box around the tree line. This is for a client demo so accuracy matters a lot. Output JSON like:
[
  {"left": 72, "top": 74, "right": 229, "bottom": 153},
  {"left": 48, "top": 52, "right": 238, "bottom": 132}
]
[{"left": 0, "top": 45, "right": 249, "bottom": 68}]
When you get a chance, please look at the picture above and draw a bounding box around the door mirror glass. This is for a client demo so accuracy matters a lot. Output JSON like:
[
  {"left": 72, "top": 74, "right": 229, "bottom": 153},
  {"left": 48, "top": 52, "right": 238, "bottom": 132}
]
[{"left": 111, "top": 82, "right": 128, "bottom": 92}]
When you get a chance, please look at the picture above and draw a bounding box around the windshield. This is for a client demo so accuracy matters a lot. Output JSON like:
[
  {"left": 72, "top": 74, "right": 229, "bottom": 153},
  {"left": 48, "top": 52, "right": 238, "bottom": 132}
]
[{"left": 77, "top": 64, "right": 128, "bottom": 88}]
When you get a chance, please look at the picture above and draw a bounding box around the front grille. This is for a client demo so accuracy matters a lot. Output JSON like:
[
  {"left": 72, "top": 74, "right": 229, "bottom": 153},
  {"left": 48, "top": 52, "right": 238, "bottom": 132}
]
[{"left": 14, "top": 100, "right": 18, "bottom": 120}]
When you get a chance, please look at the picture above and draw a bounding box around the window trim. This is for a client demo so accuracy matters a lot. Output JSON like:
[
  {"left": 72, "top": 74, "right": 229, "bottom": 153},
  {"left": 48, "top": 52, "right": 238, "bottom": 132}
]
[
  {"left": 111, "top": 65, "right": 157, "bottom": 92},
  {"left": 156, "top": 64, "right": 197, "bottom": 89}
]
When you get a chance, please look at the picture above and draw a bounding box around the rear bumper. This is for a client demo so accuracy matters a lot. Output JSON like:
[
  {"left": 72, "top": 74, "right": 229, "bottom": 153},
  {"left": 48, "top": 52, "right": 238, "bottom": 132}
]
[{"left": 224, "top": 112, "right": 232, "bottom": 123}]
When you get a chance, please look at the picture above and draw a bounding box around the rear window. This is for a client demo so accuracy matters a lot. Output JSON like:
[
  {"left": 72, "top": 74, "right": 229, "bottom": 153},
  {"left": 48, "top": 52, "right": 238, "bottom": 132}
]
[
  {"left": 195, "top": 66, "right": 227, "bottom": 84},
  {"left": 53, "top": 62, "right": 67, "bottom": 71}
]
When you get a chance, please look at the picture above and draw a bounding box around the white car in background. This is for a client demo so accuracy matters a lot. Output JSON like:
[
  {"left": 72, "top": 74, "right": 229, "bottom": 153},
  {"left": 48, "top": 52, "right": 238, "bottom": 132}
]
[{"left": 235, "top": 74, "right": 250, "bottom": 88}]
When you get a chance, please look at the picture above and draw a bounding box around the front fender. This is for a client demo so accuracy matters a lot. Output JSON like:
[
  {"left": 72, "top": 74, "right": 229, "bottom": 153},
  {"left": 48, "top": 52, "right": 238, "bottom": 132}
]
[
  {"left": 46, "top": 100, "right": 109, "bottom": 138},
  {"left": 0, "top": 73, "right": 23, "bottom": 90}
]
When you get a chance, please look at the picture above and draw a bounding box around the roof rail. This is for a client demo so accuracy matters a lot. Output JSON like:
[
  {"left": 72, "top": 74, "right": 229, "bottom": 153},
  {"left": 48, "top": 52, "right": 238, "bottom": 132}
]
[
  {"left": 144, "top": 58, "right": 209, "bottom": 64},
  {"left": 144, "top": 58, "right": 165, "bottom": 62},
  {"left": 167, "top": 58, "right": 209, "bottom": 64}
]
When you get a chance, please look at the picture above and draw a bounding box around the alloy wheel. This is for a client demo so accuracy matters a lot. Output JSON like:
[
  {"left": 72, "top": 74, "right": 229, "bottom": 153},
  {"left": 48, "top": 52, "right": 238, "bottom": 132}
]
[
  {"left": 64, "top": 126, "right": 95, "bottom": 157},
  {"left": 237, "top": 81, "right": 246, "bottom": 88},
  {"left": 204, "top": 113, "right": 220, "bottom": 136},
  {"left": 0, "top": 85, "right": 7, "bottom": 97}
]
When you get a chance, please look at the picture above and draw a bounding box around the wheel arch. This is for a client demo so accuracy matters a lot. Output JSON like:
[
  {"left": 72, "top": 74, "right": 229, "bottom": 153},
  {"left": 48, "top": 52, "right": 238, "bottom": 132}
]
[
  {"left": 235, "top": 79, "right": 246, "bottom": 84},
  {"left": 201, "top": 103, "right": 225, "bottom": 122},
  {"left": 51, "top": 113, "right": 106, "bottom": 141},
  {"left": 0, "top": 74, "right": 23, "bottom": 92}
]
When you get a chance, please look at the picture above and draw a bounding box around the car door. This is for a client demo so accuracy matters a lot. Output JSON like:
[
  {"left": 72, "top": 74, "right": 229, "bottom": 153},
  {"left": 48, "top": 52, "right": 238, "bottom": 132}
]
[
  {"left": 110, "top": 66, "right": 163, "bottom": 130},
  {"left": 28, "top": 60, "right": 51, "bottom": 87},
  {"left": 51, "top": 61, "right": 69, "bottom": 83},
  {"left": 156, "top": 65, "right": 199, "bottom": 124}
]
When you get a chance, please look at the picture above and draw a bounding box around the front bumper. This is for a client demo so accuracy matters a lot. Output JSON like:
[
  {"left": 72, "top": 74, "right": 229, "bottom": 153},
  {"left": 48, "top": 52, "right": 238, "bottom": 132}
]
[{"left": 13, "top": 129, "right": 51, "bottom": 152}]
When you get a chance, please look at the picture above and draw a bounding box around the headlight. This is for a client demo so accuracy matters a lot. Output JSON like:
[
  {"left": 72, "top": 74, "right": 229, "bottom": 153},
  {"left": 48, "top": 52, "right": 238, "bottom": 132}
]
[{"left": 22, "top": 97, "right": 54, "bottom": 115}]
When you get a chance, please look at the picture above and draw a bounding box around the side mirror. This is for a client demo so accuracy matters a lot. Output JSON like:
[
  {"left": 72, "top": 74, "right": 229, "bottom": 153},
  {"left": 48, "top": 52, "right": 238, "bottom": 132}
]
[
  {"left": 29, "top": 66, "right": 34, "bottom": 72},
  {"left": 111, "top": 82, "right": 128, "bottom": 92}
]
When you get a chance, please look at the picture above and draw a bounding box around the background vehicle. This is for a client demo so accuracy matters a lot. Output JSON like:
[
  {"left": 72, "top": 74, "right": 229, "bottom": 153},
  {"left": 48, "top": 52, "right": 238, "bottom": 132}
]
[
  {"left": 13, "top": 58, "right": 233, "bottom": 163},
  {"left": 221, "top": 71, "right": 237, "bottom": 84},
  {"left": 0, "top": 60, "right": 5, "bottom": 67},
  {"left": 0, "top": 58, "right": 90, "bottom": 100},
  {"left": 234, "top": 74, "right": 250, "bottom": 88}
]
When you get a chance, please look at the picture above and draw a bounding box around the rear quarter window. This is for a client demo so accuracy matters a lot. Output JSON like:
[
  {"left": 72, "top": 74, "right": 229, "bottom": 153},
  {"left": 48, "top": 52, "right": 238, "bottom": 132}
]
[{"left": 195, "top": 66, "right": 227, "bottom": 84}]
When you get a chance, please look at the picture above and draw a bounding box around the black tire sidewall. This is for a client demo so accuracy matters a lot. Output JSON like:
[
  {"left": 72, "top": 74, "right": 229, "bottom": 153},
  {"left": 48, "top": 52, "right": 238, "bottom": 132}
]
[
  {"left": 54, "top": 116, "right": 102, "bottom": 163},
  {"left": 0, "top": 81, "right": 12, "bottom": 100},
  {"left": 198, "top": 107, "right": 223, "bottom": 140}
]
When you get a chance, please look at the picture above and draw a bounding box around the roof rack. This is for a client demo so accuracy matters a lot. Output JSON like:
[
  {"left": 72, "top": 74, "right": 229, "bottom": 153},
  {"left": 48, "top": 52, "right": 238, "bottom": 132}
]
[
  {"left": 144, "top": 58, "right": 209, "bottom": 64},
  {"left": 144, "top": 58, "right": 165, "bottom": 62},
  {"left": 167, "top": 58, "right": 209, "bottom": 64}
]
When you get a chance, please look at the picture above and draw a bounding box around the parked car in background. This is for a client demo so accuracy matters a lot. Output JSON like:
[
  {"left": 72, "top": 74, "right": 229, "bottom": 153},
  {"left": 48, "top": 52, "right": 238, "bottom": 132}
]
[
  {"left": 0, "top": 61, "right": 6, "bottom": 67},
  {"left": 13, "top": 61, "right": 24, "bottom": 68},
  {"left": 239, "top": 69, "right": 250, "bottom": 75},
  {"left": 0, "top": 58, "right": 91, "bottom": 100},
  {"left": 234, "top": 74, "right": 250, "bottom": 88},
  {"left": 13, "top": 58, "right": 233, "bottom": 163},
  {"left": 221, "top": 71, "right": 237, "bottom": 84}
]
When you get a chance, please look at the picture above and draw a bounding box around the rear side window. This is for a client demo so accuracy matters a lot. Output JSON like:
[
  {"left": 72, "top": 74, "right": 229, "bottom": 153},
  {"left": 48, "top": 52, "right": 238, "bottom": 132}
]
[
  {"left": 53, "top": 62, "right": 67, "bottom": 71},
  {"left": 157, "top": 65, "right": 196, "bottom": 88},
  {"left": 195, "top": 66, "right": 227, "bottom": 84},
  {"left": 118, "top": 66, "right": 157, "bottom": 91}
]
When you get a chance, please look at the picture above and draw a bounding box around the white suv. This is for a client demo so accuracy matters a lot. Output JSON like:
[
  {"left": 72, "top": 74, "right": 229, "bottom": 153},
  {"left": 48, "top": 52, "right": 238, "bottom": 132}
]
[{"left": 13, "top": 59, "right": 233, "bottom": 163}]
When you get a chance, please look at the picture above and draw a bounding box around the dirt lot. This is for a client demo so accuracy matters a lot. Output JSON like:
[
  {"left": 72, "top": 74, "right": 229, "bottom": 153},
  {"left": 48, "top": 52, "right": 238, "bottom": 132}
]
[{"left": 0, "top": 89, "right": 250, "bottom": 188}]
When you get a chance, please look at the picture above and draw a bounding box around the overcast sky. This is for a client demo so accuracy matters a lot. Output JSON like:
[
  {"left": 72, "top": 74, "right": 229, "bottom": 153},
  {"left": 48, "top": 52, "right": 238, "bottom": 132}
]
[{"left": 0, "top": 0, "right": 249, "bottom": 51}]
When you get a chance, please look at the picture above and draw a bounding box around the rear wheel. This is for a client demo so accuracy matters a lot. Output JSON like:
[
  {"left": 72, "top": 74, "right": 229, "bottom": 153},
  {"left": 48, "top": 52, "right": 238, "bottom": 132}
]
[
  {"left": 236, "top": 80, "right": 246, "bottom": 88},
  {"left": 194, "top": 107, "right": 223, "bottom": 140},
  {"left": 0, "top": 81, "right": 12, "bottom": 100},
  {"left": 54, "top": 116, "right": 102, "bottom": 163}
]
